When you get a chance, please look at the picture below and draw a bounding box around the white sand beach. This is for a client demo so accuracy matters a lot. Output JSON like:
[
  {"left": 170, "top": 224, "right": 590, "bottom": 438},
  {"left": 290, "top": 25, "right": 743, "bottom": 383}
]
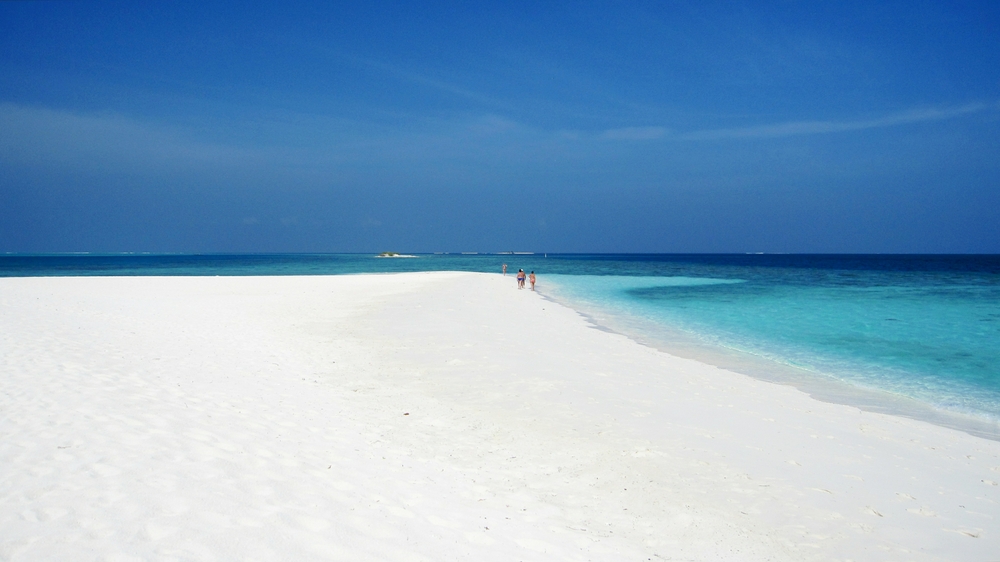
[{"left": 2, "top": 272, "right": 998, "bottom": 561}]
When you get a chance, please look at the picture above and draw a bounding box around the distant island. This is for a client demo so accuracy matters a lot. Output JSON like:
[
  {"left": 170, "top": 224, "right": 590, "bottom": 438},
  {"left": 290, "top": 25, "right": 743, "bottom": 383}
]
[{"left": 375, "top": 252, "right": 418, "bottom": 258}]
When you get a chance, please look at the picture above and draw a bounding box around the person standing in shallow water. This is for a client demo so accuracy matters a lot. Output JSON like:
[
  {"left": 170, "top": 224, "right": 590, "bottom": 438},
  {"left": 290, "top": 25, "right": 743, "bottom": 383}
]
[
  {"left": 529, "top": 271, "right": 536, "bottom": 291},
  {"left": 516, "top": 269, "right": 525, "bottom": 289}
]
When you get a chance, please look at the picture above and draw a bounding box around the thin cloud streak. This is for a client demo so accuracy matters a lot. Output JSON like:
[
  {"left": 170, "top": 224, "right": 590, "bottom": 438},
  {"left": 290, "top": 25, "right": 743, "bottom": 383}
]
[
  {"left": 0, "top": 103, "right": 554, "bottom": 181},
  {"left": 601, "top": 126, "right": 668, "bottom": 140},
  {"left": 339, "top": 53, "right": 513, "bottom": 111},
  {"left": 5, "top": 99, "right": 994, "bottom": 182},
  {"left": 679, "top": 102, "right": 992, "bottom": 141},
  {"left": 0, "top": 103, "right": 253, "bottom": 169}
]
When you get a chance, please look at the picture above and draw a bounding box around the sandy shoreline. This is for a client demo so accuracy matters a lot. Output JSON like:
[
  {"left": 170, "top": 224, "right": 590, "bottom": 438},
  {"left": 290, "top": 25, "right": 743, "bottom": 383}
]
[
  {"left": 536, "top": 286, "right": 1000, "bottom": 443},
  {"left": 2, "top": 272, "right": 998, "bottom": 560}
]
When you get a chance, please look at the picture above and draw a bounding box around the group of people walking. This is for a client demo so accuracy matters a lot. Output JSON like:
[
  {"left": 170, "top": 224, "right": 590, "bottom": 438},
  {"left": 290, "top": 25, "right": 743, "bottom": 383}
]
[{"left": 501, "top": 263, "right": 535, "bottom": 290}]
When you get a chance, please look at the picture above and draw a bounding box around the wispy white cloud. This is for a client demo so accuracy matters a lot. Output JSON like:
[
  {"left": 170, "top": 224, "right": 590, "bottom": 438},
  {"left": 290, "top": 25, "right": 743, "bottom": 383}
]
[
  {"left": 339, "top": 53, "right": 510, "bottom": 110},
  {"left": 589, "top": 103, "right": 992, "bottom": 143},
  {"left": 4, "top": 99, "right": 993, "bottom": 187},
  {"left": 601, "top": 126, "right": 668, "bottom": 140},
  {"left": 0, "top": 102, "right": 554, "bottom": 183},
  {"left": 0, "top": 102, "right": 253, "bottom": 170},
  {"left": 680, "top": 102, "right": 992, "bottom": 140}
]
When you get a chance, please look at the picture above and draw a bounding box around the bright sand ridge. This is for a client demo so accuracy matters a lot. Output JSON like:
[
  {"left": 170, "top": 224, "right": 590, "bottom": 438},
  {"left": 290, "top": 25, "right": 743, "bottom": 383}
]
[{"left": 1, "top": 272, "right": 998, "bottom": 561}]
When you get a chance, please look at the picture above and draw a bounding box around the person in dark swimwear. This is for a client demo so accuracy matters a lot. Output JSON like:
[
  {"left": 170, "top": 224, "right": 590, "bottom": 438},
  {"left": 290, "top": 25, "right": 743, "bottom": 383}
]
[{"left": 516, "top": 269, "right": 525, "bottom": 289}]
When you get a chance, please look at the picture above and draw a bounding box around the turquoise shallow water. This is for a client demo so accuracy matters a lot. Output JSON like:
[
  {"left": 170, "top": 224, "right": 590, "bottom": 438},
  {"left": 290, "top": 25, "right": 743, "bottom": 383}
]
[
  {"left": 543, "top": 272, "right": 1000, "bottom": 425},
  {"left": 4, "top": 253, "right": 999, "bottom": 433}
]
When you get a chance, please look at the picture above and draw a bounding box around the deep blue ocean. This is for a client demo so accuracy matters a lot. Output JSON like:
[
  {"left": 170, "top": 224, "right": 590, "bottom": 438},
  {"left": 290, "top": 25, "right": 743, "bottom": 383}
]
[{"left": 4, "top": 253, "right": 999, "bottom": 436}]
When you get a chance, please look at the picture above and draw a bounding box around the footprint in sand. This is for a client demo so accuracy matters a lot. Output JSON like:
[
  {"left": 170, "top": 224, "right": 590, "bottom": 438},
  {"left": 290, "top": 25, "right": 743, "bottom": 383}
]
[
  {"left": 982, "top": 479, "right": 998, "bottom": 486},
  {"left": 853, "top": 522, "right": 874, "bottom": 533},
  {"left": 907, "top": 506, "right": 936, "bottom": 517},
  {"left": 945, "top": 528, "right": 982, "bottom": 538},
  {"left": 896, "top": 493, "right": 916, "bottom": 500},
  {"left": 864, "top": 506, "right": 883, "bottom": 517}
]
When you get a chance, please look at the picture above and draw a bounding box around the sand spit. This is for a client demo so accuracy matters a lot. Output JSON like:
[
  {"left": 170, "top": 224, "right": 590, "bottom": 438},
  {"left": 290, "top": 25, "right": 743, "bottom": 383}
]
[{"left": 1, "top": 272, "right": 997, "bottom": 561}]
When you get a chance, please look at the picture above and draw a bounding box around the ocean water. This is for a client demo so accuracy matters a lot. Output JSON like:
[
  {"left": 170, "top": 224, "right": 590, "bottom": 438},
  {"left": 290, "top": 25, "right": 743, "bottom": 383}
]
[
  {"left": 541, "top": 259, "right": 1000, "bottom": 438},
  {"left": 4, "top": 253, "right": 999, "bottom": 437}
]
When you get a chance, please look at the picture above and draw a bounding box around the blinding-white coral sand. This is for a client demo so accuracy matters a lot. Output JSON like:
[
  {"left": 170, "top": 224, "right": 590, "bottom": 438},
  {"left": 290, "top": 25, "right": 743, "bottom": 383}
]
[{"left": 1, "top": 273, "right": 997, "bottom": 561}]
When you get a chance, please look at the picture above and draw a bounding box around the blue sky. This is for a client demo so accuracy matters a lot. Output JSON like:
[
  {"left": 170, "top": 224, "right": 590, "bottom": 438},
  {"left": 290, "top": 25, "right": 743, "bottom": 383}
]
[{"left": 1, "top": 1, "right": 998, "bottom": 253}]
